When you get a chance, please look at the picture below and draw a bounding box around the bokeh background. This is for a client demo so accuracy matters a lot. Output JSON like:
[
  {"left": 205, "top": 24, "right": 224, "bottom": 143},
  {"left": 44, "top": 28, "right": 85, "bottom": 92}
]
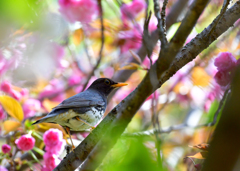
[{"left": 0, "top": 0, "right": 239, "bottom": 170}]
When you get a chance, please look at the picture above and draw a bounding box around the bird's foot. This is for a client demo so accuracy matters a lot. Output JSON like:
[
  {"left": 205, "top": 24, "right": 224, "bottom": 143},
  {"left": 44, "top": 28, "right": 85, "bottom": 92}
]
[{"left": 89, "top": 126, "right": 96, "bottom": 133}]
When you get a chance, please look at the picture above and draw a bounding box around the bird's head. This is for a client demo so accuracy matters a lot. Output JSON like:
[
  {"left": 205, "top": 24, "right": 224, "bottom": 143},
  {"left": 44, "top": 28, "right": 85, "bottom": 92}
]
[{"left": 87, "top": 78, "right": 128, "bottom": 97}]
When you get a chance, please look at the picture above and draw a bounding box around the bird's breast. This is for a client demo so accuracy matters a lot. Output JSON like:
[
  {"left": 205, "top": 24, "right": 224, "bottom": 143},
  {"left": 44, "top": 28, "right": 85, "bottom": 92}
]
[{"left": 67, "top": 106, "right": 105, "bottom": 131}]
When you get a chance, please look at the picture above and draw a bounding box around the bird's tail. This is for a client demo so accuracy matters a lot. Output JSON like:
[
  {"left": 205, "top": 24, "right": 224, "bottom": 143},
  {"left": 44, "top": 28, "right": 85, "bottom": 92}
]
[{"left": 32, "top": 119, "right": 44, "bottom": 125}]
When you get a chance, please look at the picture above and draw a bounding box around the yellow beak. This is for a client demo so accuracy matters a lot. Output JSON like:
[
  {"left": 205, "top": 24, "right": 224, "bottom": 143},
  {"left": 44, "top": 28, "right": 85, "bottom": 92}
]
[{"left": 111, "top": 83, "right": 128, "bottom": 88}]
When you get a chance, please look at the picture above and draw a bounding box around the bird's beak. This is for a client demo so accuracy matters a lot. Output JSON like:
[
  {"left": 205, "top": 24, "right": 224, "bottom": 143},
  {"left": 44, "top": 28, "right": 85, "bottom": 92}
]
[{"left": 111, "top": 83, "right": 128, "bottom": 88}]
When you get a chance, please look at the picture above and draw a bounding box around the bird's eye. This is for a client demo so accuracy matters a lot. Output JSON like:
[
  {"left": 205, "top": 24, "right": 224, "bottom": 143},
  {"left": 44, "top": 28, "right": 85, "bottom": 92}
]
[{"left": 104, "top": 79, "right": 110, "bottom": 85}]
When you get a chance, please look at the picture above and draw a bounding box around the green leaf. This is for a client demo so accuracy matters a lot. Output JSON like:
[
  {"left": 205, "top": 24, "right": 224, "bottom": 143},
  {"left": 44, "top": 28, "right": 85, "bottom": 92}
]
[
  {"left": 32, "top": 131, "right": 43, "bottom": 141},
  {"left": 206, "top": 100, "right": 219, "bottom": 123},
  {"left": 33, "top": 147, "right": 44, "bottom": 156},
  {"left": 28, "top": 150, "right": 41, "bottom": 163}
]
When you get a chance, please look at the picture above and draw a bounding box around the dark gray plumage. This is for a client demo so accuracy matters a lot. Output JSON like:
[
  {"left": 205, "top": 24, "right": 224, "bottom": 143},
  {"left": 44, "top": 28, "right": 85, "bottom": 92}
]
[{"left": 32, "top": 78, "right": 127, "bottom": 148}]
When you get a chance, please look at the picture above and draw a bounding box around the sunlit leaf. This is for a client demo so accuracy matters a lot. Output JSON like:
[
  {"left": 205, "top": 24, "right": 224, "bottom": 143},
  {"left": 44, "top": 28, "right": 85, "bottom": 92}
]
[
  {"left": 191, "top": 67, "right": 211, "bottom": 87},
  {"left": 0, "top": 95, "right": 24, "bottom": 121},
  {"left": 187, "top": 152, "right": 208, "bottom": 159},
  {"left": 36, "top": 123, "right": 66, "bottom": 137},
  {"left": 72, "top": 28, "right": 84, "bottom": 45},
  {"left": 65, "top": 88, "right": 76, "bottom": 99},
  {"left": 119, "top": 63, "right": 141, "bottom": 70},
  {"left": 189, "top": 143, "right": 209, "bottom": 151},
  {"left": 42, "top": 99, "right": 59, "bottom": 112},
  {"left": 28, "top": 150, "right": 41, "bottom": 163},
  {"left": 32, "top": 131, "right": 43, "bottom": 140},
  {"left": 33, "top": 147, "right": 44, "bottom": 156},
  {"left": 3, "top": 120, "right": 21, "bottom": 134}
]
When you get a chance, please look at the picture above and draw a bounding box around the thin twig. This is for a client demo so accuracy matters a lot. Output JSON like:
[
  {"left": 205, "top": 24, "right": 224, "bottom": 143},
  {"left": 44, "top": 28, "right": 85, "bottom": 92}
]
[
  {"left": 82, "top": 0, "right": 105, "bottom": 91},
  {"left": 153, "top": 0, "right": 168, "bottom": 48},
  {"left": 143, "top": 0, "right": 153, "bottom": 62},
  {"left": 160, "top": 0, "right": 168, "bottom": 35},
  {"left": 122, "top": 88, "right": 231, "bottom": 138},
  {"left": 208, "top": 0, "right": 231, "bottom": 36}
]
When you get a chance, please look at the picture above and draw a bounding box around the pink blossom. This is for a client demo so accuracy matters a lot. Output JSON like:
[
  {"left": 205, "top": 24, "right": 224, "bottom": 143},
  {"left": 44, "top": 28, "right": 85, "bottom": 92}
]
[
  {"left": 103, "top": 67, "right": 114, "bottom": 78},
  {"left": 1, "top": 144, "right": 11, "bottom": 153},
  {"left": 23, "top": 99, "right": 41, "bottom": 118},
  {"left": 58, "top": 0, "right": 99, "bottom": 23},
  {"left": 41, "top": 166, "right": 52, "bottom": 171},
  {"left": 43, "top": 129, "right": 66, "bottom": 155},
  {"left": 0, "top": 81, "right": 12, "bottom": 94},
  {"left": 20, "top": 88, "right": 29, "bottom": 97},
  {"left": 0, "top": 53, "right": 15, "bottom": 76},
  {"left": 121, "top": 0, "right": 146, "bottom": 20},
  {"left": 43, "top": 152, "right": 61, "bottom": 170},
  {"left": 0, "top": 105, "right": 6, "bottom": 120},
  {"left": 51, "top": 43, "right": 68, "bottom": 69},
  {"left": 0, "top": 81, "right": 21, "bottom": 100},
  {"left": 118, "top": 27, "right": 142, "bottom": 53},
  {"left": 9, "top": 90, "right": 21, "bottom": 100},
  {"left": 0, "top": 166, "right": 8, "bottom": 171},
  {"left": 148, "top": 17, "right": 158, "bottom": 32},
  {"left": 214, "top": 70, "right": 231, "bottom": 88},
  {"left": 146, "top": 91, "right": 160, "bottom": 101},
  {"left": 39, "top": 79, "right": 65, "bottom": 102},
  {"left": 43, "top": 129, "right": 63, "bottom": 147},
  {"left": 214, "top": 52, "right": 237, "bottom": 72},
  {"left": 45, "top": 140, "right": 65, "bottom": 155},
  {"left": 204, "top": 100, "right": 212, "bottom": 112},
  {"left": 68, "top": 75, "right": 82, "bottom": 86},
  {"left": 15, "top": 134, "right": 35, "bottom": 151},
  {"left": 114, "top": 88, "right": 133, "bottom": 102}
]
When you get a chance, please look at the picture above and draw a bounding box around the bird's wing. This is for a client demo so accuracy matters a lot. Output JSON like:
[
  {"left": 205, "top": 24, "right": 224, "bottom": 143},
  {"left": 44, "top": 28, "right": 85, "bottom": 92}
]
[{"left": 52, "top": 92, "right": 105, "bottom": 110}]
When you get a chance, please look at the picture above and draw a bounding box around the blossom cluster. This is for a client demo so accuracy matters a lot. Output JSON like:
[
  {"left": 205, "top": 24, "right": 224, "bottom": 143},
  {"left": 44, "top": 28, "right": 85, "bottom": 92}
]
[
  {"left": 15, "top": 134, "right": 35, "bottom": 151},
  {"left": 214, "top": 52, "right": 240, "bottom": 90},
  {"left": 42, "top": 129, "right": 66, "bottom": 170}
]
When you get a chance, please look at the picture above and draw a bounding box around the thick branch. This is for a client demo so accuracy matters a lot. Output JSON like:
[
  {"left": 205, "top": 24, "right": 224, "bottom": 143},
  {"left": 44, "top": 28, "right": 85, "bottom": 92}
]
[
  {"left": 156, "top": 0, "right": 209, "bottom": 78},
  {"left": 112, "top": 0, "right": 188, "bottom": 84},
  {"left": 170, "top": 0, "right": 209, "bottom": 46},
  {"left": 160, "top": 1, "right": 240, "bottom": 84},
  {"left": 202, "top": 67, "right": 240, "bottom": 171},
  {"left": 54, "top": 1, "right": 240, "bottom": 171}
]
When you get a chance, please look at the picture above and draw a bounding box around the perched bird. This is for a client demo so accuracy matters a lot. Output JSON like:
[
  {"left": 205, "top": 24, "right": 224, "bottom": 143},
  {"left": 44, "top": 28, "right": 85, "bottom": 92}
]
[{"left": 32, "top": 78, "right": 127, "bottom": 148}]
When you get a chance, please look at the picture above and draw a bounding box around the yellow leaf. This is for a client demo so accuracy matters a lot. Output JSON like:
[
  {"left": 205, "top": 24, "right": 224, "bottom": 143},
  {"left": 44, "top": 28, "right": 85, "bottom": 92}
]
[
  {"left": 119, "top": 63, "right": 141, "bottom": 70},
  {"left": 0, "top": 95, "right": 24, "bottom": 121},
  {"left": 191, "top": 67, "right": 211, "bottom": 87},
  {"left": 3, "top": 120, "right": 21, "bottom": 134},
  {"left": 42, "top": 99, "right": 59, "bottom": 112},
  {"left": 36, "top": 123, "right": 67, "bottom": 137},
  {"left": 65, "top": 88, "right": 76, "bottom": 99},
  {"left": 189, "top": 143, "right": 209, "bottom": 151},
  {"left": 72, "top": 28, "right": 84, "bottom": 45},
  {"left": 187, "top": 152, "right": 208, "bottom": 159}
]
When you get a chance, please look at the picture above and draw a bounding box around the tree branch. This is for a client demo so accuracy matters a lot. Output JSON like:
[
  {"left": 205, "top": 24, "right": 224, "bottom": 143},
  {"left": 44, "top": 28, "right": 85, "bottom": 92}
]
[
  {"left": 54, "top": 1, "right": 240, "bottom": 171},
  {"left": 153, "top": 0, "right": 168, "bottom": 47},
  {"left": 202, "top": 66, "right": 240, "bottom": 170},
  {"left": 160, "top": 0, "right": 240, "bottom": 85},
  {"left": 111, "top": 0, "right": 188, "bottom": 85},
  {"left": 156, "top": 0, "right": 209, "bottom": 80},
  {"left": 166, "top": 0, "right": 210, "bottom": 59},
  {"left": 160, "top": 0, "right": 168, "bottom": 33},
  {"left": 82, "top": 0, "right": 105, "bottom": 91}
]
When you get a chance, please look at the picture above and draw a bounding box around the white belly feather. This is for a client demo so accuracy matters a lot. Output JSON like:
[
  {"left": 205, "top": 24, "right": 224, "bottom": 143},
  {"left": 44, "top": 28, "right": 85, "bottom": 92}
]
[{"left": 48, "top": 108, "right": 104, "bottom": 131}]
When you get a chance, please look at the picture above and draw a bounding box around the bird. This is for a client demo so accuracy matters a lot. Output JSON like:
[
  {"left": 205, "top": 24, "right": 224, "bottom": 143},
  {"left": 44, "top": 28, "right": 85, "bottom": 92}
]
[{"left": 32, "top": 78, "right": 127, "bottom": 149}]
